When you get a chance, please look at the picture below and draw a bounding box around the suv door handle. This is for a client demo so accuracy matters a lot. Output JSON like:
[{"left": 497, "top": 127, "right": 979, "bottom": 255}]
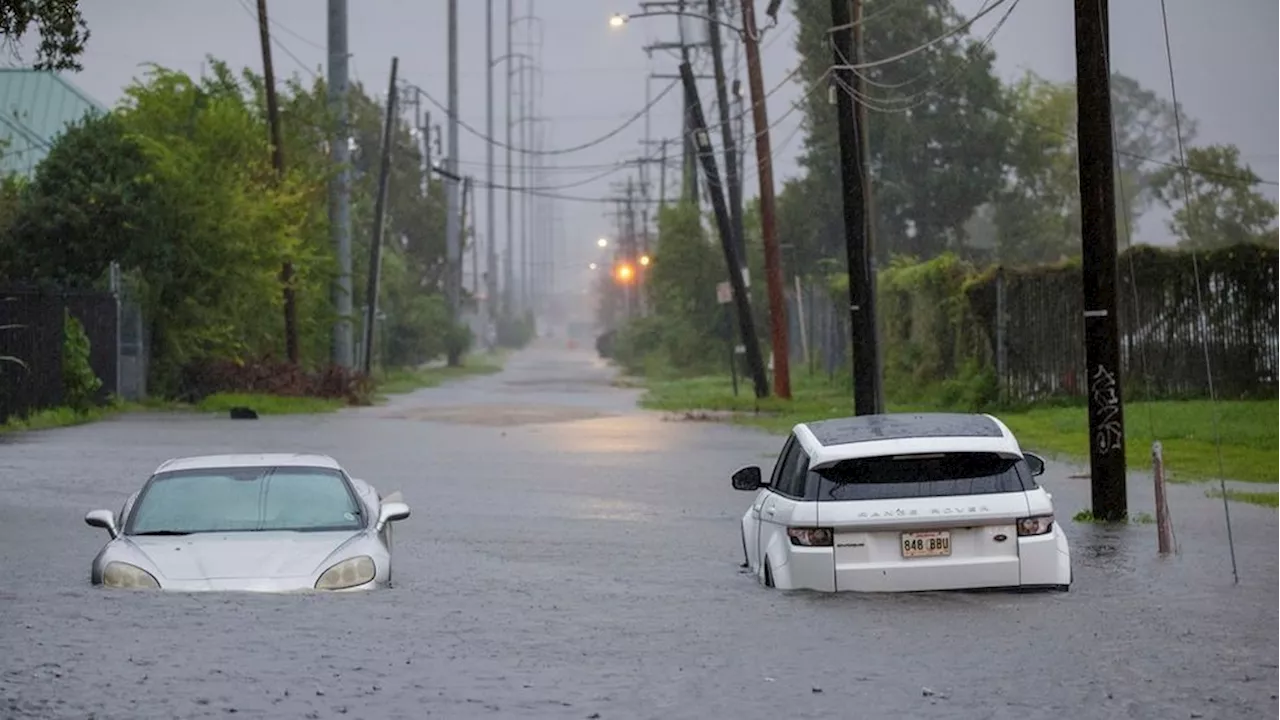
[{"left": 765, "top": 507, "right": 776, "bottom": 516}]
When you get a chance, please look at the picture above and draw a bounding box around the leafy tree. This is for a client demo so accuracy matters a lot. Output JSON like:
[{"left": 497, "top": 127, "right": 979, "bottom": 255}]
[
  {"left": 988, "top": 72, "right": 1173, "bottom": 264},
  {"left": 0, "top": 0, "right": 89, "bottom": 70},
  {"left": 613, "top": 201, "right": 728, "bottom": 374},
  {"left": 789, "top": 0, "right": 1012, "bottom": 262},
  {"left": 115, "top": 65, "right": 313, "bottom": 391},
  {"left": 1109, "top": 71, "right": 1198, "bottom": 213},
  {"left": 1150, "top": 143, "right": 1279, "bottom": 250},
  {"left": 0, "top": 111, "right": 160, "bottom": 286}
]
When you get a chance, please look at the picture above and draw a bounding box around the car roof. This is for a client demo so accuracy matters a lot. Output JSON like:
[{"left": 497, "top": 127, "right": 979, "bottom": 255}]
[
  {"left": 154, "top": 453, "right": 343, "bottom": 474},
  {"left": 793, "top": 413, "right": 1023, "bottom": 468}
]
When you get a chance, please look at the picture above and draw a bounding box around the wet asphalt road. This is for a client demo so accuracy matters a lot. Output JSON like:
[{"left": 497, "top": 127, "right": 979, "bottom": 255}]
[{"left": 1, "top": 343, "right": 1276, "bottom": 720}]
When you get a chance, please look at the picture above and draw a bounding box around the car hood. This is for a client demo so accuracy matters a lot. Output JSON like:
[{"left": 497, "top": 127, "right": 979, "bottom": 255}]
[{"left": 127, "top": 531, "right": 360, "bottom": 581}]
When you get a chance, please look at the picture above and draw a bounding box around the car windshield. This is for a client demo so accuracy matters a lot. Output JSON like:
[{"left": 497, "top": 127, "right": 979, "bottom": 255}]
[
  {"left": 126, "top": 466, "right": 363, "bottom": 535},
  {"left": 814, "top": 452, "right": 1034, "bottom": 502}
]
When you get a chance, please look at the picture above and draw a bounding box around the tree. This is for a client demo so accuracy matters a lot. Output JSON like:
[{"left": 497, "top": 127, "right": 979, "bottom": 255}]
[
  {"left": 988, "top": 71, "right": 1175, "bottom": 264},
  {"left": 0, "top": 112, "right": 160, "bottom": 286},
  {"left": 0, "top": 0, "right": 89, "bottom": 70},
  {"left": 1150, "top": 143, "right": 1278, "bottom": 250},
  {"left": 989, "top": 73, "right": 1080, "bottom": 264},
  {"left": 789, "top": 0, "right": 1013, "bottom": 262},
  {"left": 1109, "top": 71, "right": 1198, "bottom": 213}
]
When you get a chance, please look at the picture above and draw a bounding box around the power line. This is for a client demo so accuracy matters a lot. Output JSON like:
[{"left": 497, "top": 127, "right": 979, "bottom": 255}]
[
  {"left": 234, "top": 0, "right": 318, "bottom": 79},
  {"left": 1158, "top": 0, "right": 1236, "bottom": 582},
  {"left": 832, "top": 65, "right": 1278, "bottom": 187},
  {"left": 418, "top": 79, "right": 681, "bottom": 156},
  {"left": 830, "top": 0, "right": 1013, "bottom": 71}
]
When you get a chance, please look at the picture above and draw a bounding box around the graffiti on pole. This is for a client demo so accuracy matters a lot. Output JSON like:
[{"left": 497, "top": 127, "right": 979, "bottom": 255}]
[{"left": 1090, "top": 364, "right": 1123, "bottom": 454}]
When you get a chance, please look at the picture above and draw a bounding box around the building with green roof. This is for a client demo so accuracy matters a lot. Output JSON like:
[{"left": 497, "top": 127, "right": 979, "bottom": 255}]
[{"left": 0, "top": 68, "right": 105, "bottom": 178}]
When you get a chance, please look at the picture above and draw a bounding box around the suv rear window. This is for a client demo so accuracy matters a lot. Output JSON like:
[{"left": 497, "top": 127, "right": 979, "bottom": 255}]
[{"left": 813, "top": 452, "right": 1035, "bottom": 502}]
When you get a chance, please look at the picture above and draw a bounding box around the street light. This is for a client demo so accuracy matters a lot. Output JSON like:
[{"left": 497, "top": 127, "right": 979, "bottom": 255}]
[
  {"left": 589, "top": 262, "right": 599, "bottom": 270},
  {"left": 614, "top": 263, "right": 635, "bottom": 283},
  {"left": 638, "top": 254, "right": 651, "bottom": 267},
  {"left": 606, "top": 8, "right": 777, "bottom": 40},
  {"left": 597, "top": 237, "right": 609, "bottom": 248}
]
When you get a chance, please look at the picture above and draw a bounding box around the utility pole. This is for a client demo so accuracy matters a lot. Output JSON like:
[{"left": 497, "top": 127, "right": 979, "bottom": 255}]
[
  {"left": 504, "top": 0, "right": 515, "bottom": 318},
  {"left": 830, "top": 0, "right": 881, "bottom": 415},
  {"left": 445, "top": 0, "right": 462, "bottom": 366},
  {"left": 853, "top": 0, "right": 886, "bottom": 413},
  {"left": 256, "top": 0, "right": 298, "bottom": 364},
  {"left": 520, "top": 65, "right": 530, "bottom": 313},
  {"left": 327, "top": 0, "right": 353, "bottom": 368},
  {"left": 362, "top": 57, "right": 398, "bottom": 375},
  {"left": 659, "top": 139, "right": 668, "bottom": 207},
  {"left": 678, "top": 0, "right": 697, "bottom": 205},
  {"left": 706, "top": 0, "right": 745, "bottom": 265},
  {"left": 461, "top": 176, "right": 476, "bottom": 313},
  {"left": 681, "top": 60, "right": 769, "bottom": 399},
  {"left": 485, "top": 0, "right": 497, "bottom": 350},
  {"left": 641, "top": 1, "right": 708, "bottom": 207},
  {"left": 625, "top": 175, "right": 638, "bottom": 319},
  {"left": 741, "top": 0, "right": 791, "bottom": 399},
  {"left": 468, "top": 176, "right": 479, "bottom": 310},
  {"left": 1074, "top": 0, "right": 1127, "bottom": 520}
]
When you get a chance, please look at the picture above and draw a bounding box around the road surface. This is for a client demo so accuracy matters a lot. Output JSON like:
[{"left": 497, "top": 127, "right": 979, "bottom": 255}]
[{"left": 1, "top": 344, "right": 1275, "bottom": 719}]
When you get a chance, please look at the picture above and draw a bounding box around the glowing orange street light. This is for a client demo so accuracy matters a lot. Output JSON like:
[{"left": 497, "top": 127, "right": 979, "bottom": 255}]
[
  {"left": 614, "top": 262, "right": 635, "bottom": 282},
  {"left": 638, "top": 254, "right": 651, "bottom": 267}
]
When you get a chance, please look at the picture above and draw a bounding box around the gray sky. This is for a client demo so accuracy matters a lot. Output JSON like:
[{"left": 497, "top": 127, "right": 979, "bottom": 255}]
[{"left": 48, "top": 1, "right": 1280, "bottom": 295}]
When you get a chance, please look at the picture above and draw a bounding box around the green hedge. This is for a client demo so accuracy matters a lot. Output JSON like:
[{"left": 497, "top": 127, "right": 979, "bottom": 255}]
[{"left": 828, "top": 243, "right": 1278, "bottom": 407}]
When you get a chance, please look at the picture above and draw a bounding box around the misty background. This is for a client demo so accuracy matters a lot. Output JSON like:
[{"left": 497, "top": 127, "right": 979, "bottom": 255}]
[{"left": 35, "top": 0, "right": 1280, "bottom": 297}]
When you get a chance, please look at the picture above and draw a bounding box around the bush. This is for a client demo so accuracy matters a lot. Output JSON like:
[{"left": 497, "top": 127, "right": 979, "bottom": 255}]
[
  {"left": 62, "top": 310, "right": 101, "bottom": 412},
  {"left": 444, "top": 320, "right": 473, "bottom": 362},
  {"left": 178, "top": 357, "right": 374, "bottom": 406},
  {"left": 383, "top": 294, "right": 452, "bottom": 368},
  {"left": 495, "top": 310, "right": 535, "bottom": 349}
]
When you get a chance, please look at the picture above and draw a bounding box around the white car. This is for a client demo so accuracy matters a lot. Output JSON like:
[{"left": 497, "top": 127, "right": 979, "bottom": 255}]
[
  {"left": 85, "top": 453, "right": 410, "bottom": 592},
  {"left": 732, "top": 413, "right": 1071, "bottom": 592}
]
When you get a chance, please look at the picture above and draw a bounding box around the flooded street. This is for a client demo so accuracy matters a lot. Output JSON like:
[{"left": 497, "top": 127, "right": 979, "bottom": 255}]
[{"left": 1, "top": 345, "right": 1275, "bottom": 719}]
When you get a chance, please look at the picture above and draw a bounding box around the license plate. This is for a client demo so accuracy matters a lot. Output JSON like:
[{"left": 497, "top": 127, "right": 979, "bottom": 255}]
[{"left": 901, "top": 531, "right": 951, "bottom": 558}]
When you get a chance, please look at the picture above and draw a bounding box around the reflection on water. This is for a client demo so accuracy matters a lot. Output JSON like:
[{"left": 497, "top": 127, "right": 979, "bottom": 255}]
[{"left": 568, "top": 496, "right": 657, "bottom": 522}]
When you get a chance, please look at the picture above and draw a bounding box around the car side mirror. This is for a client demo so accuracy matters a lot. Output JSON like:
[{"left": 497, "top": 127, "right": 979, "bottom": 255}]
[
  {"left": 731, "top": 466, "right": 763, "bottom": 491},
  {"left": 376, "top": 501, "right": 410, "bottom": 531},
  {"left": 85, "top": 509, "right": 119, "bottom": 539},
  {"left": 1023, "top": 452, "right": 1046, "bottom": 477}
]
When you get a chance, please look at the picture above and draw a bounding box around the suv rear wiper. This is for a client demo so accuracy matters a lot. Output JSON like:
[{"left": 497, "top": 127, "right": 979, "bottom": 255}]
[{"left": 132, "top": 530, "right": 192, "bottom": 536}]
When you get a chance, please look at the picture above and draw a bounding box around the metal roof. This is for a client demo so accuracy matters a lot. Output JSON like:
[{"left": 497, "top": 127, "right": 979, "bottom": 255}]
[{"left": 0, "top": 69, "right": 106, "bottom": 177}]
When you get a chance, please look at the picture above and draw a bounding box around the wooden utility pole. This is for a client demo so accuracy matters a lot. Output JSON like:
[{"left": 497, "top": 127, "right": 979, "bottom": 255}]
[
  {"left": 256, "top": 0, "right": 298, "bottom": 364},
  {"left": 705, "top": 0, "right": 745, "bottom": 265},
  {"left": 741, "top": 0, "right": 791, "bottom": 399},
  {"left": 681, "top": 60, "right": 769, "bottom": 399},
  {"left": 361, "top": 57, "right": 399, "bottom": 375},
  {"left": 830, "top": 0, "right": 881, "bottom": 415},
  {"left": 852, "top": 0, "right": 885, "bottom": 412},
  {"left": 1074, "top": 0, "right": 1127, "bottom": 520},
  {"left": 625, "top": 176, "right": 639, "bottom": 319}
]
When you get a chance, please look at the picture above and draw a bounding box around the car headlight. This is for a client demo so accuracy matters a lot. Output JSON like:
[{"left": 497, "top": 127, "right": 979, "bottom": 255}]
[
  {"left": 1017, "top": 515, "right": 1055, "bottom": 536},
  {"left": 315, "top": 556, "right": 375, "bottom": 590},
  {"left": 103, "top": 562, "right": 160, "bottom": 589}
]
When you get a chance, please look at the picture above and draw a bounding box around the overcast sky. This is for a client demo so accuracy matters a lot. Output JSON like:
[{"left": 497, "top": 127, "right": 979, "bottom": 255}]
[{"left": 46, "top": 1, "right": 1280, "bottom": 295}]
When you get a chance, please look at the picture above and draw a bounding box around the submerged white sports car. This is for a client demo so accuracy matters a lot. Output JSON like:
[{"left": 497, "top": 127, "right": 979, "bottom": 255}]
[
  {"left": 85, "top": 453, "right": 410, "bottom": 592},
  {"left": 732, "top": 413, "right": 1071, "bottom": 593}
]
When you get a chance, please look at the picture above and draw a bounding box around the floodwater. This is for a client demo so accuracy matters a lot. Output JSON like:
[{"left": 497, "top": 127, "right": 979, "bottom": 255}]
[{"left": 1, "top": 345, "right": 1275, "bottom": 719}]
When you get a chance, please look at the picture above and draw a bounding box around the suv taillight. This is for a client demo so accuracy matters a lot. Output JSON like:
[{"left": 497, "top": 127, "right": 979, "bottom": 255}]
[
  {"left": 788, "top": 527, "right": 834, "bottom": 547},
  {"left": 1016, "top": 515, "right": 1054, "bottom": 536}
]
